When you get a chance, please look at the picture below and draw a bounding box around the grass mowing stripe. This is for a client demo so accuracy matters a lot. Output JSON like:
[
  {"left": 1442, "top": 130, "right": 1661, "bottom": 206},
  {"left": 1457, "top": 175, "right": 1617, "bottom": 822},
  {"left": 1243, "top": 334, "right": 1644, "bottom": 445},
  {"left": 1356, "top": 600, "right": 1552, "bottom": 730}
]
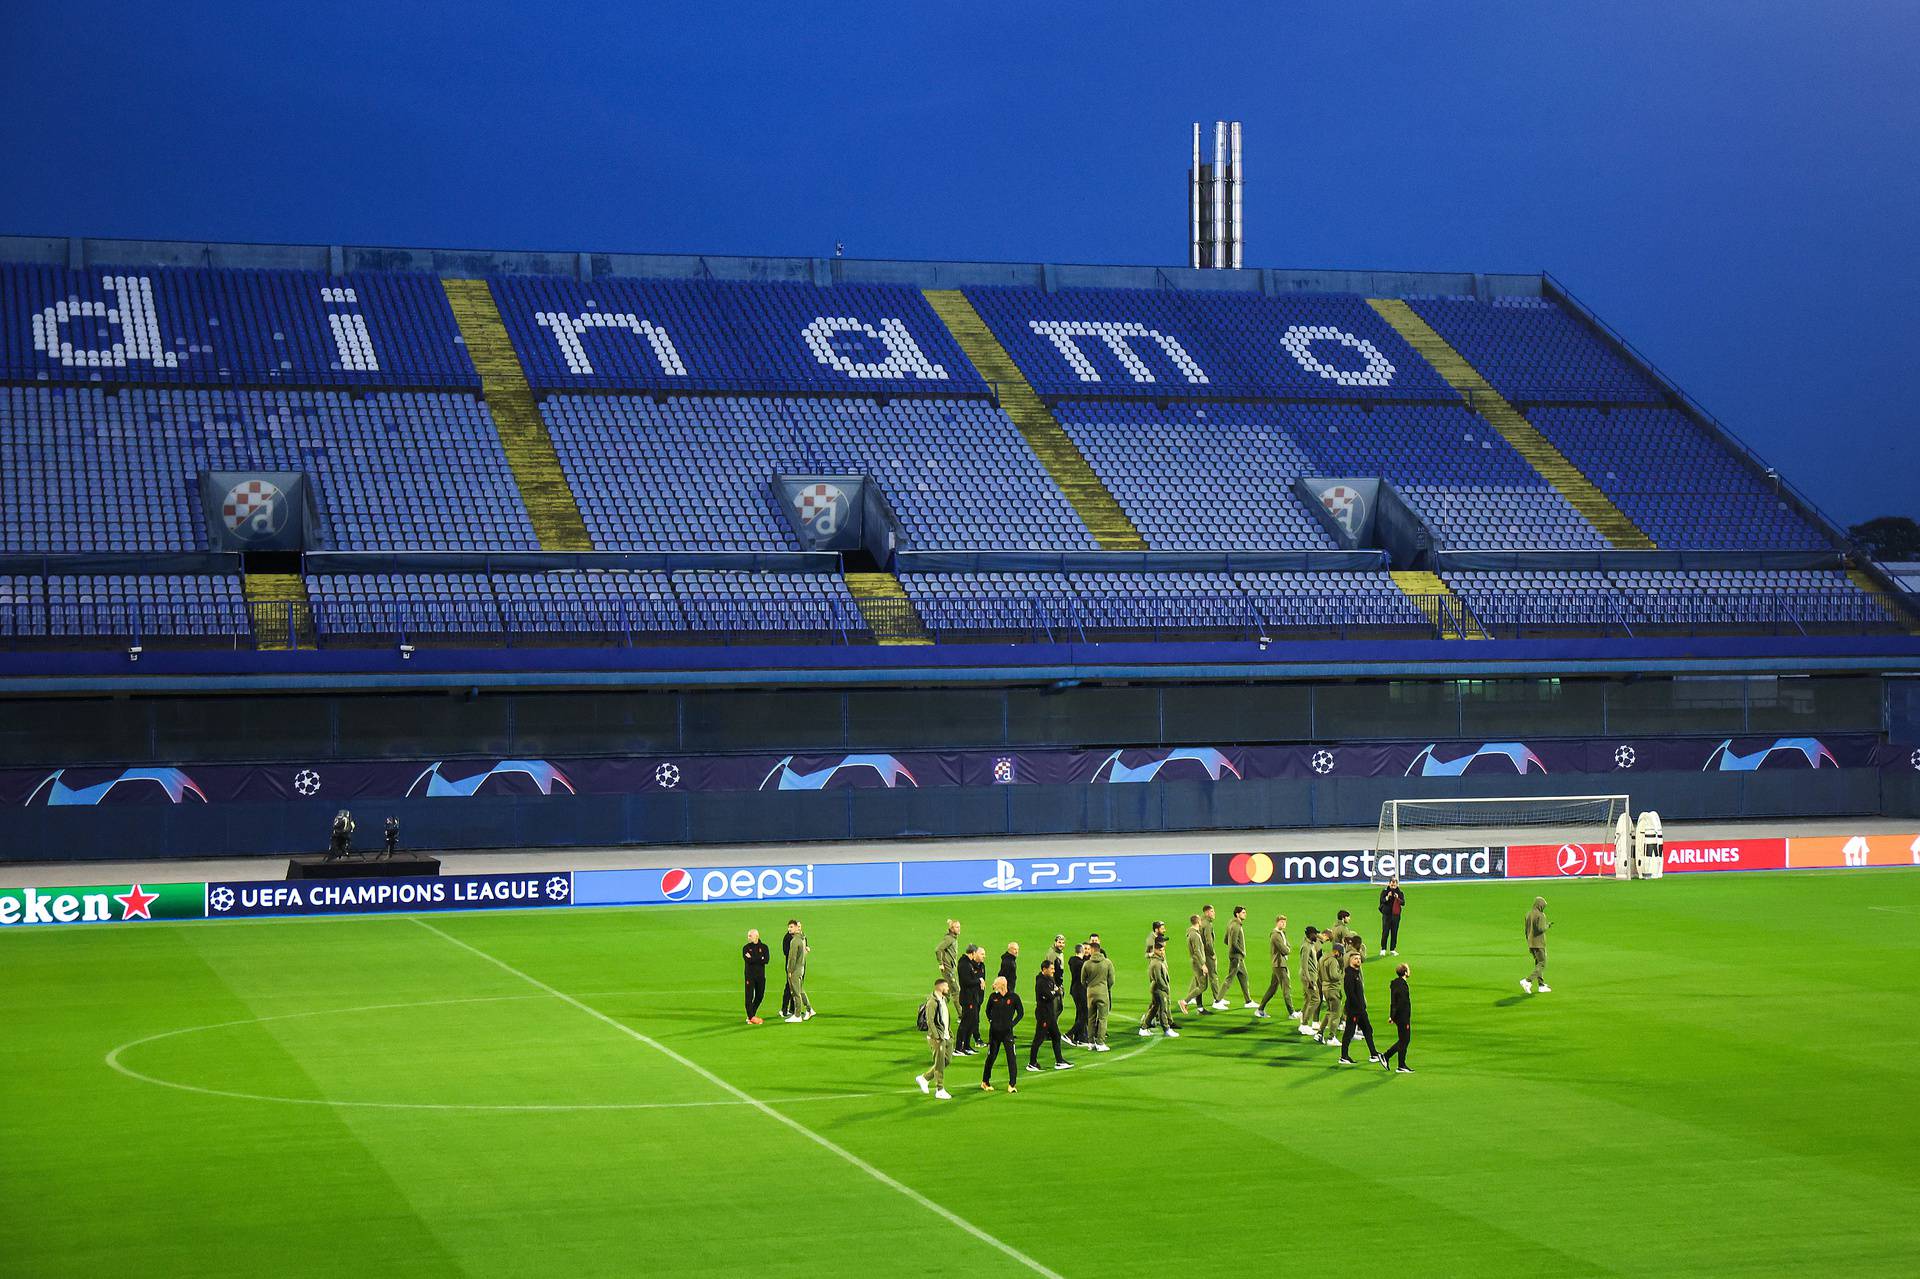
[{"left": 409, "top": 916, "right": 1067, "bottom": 1279}]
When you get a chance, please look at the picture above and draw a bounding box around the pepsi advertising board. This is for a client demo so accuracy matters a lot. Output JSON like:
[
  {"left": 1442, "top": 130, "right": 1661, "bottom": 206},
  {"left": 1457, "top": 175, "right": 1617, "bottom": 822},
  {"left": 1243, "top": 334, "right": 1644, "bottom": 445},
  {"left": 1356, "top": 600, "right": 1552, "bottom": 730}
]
[
  {"left": 574, "top": 861, "right": 903, "bottom": 907},
  {"left": 900, "top": 853, "right": 1209, "bottom": 898}
]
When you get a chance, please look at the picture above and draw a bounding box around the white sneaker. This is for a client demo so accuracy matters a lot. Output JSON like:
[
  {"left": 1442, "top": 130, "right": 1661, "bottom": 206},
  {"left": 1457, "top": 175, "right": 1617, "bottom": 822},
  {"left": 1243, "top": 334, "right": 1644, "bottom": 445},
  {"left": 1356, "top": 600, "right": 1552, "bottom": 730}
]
[
  {"left": 803, "top": 1010, "right": 816, "bottom": 1020},
  {"left": 1253, "top": 1009, "right": 1270, "bottom": 1019},
  {"left": 1242, "top": 1000, "right": 1259, "bottom": 1009},
  {"left": 1139, "top": 1027, "right": 1153, "bottom": 1037},
  {"left": 1538, "top": 984, "right": 1552, "bottom": 993},
  {"left": 1395, "top": 1067, "right": 1414, "bottom": 1075},
  {"left": 1337, "top": 1057, "right": 1354, "bottom": 1067},
  {"left": 1378, "top": 948, "right": 1386, "bottom": 956},
  {"left": 915, "top": 1075, "right": 929, "bottom": 1094},
  {"left": 1298, "top": 1024, "right": 1316, "bottom": 1036},
  {"left": 1094, "top": 1043, "right": 1111, "bottom": 1053},
  {"left": 1391, "top": 950, "right": 1399, "bottom": 956},
  {"left": 1289, "top": 1010, "right": 1304, "bottom": 1021},
  {"left": 1054, "top": 1061, "right": 1073, "bottom": 1070},
  {"left": 1165, "top": 1028, "right": 1180, "bottom": 1038},
  {"left": 784, "top": 1015, "right": 803, "bottom": 1023},
  {"left": 934, "top": 1088, "right": 953, "bottom": 1099},
  {"left": 1368, "top": 1054, "right": 1382, "bottom": 1064},
  {"left": 1520, "top": 979, "right": 1533, "bottom": 994},
  {"left": 1211, "top": 1000, "right": 1230, "bottom": 1011}
]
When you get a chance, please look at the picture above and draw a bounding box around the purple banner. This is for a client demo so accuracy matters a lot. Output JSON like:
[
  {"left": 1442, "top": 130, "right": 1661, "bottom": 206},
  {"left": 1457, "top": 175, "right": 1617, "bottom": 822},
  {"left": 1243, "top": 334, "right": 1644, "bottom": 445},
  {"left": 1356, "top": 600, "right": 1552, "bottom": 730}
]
[{"left": 0, "top": 734, "right": 1903, "bottom": 808}]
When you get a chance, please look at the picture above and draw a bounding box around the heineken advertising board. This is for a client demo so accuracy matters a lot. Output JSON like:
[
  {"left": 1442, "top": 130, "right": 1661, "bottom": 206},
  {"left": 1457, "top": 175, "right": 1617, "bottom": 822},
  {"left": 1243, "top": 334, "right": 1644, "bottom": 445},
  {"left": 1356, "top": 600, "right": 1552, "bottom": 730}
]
[{"left": 0, "top": 881, "right": 206, "bottom": 928}]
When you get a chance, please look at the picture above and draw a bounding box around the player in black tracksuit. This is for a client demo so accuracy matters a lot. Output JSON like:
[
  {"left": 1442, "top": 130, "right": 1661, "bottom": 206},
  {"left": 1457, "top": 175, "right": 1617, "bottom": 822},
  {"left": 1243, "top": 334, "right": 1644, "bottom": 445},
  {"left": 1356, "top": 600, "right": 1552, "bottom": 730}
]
[
  {"left": 1066, "top": 944, "right": 1090, "bottom": 1045},
  {"left": 957, "top": 947, "right": 987, "bottom": 1055},
  {"left": 981, "top": 978, "right": 1025, "bottom": 1091},
  {"left": 741, "top": 930, "right": 771, "bottom": 1024},
  {"left": 1338, "top": 952, "right": 1380, "bottom": 1064},
  {"left": 1028, "top": 960, "right": 1070, "bottom": 1069},
  {"left": 1381, "top": 963, "right": 1413, "bottom": 1072}
]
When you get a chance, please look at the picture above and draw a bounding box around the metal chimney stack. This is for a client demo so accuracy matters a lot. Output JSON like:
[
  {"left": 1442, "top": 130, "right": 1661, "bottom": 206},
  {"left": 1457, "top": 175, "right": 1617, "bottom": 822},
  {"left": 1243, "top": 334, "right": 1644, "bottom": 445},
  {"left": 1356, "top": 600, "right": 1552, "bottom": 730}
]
[{"left": 1189, "top": 120, "right": 1243, "bottom": 269}]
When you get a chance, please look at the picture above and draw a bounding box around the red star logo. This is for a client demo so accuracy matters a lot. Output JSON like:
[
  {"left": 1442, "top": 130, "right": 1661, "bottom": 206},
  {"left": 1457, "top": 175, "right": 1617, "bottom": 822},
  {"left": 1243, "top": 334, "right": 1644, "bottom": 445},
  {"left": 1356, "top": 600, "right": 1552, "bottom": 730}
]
[{"left": 115, "top": 883, "right": 159, "bottom": 921}]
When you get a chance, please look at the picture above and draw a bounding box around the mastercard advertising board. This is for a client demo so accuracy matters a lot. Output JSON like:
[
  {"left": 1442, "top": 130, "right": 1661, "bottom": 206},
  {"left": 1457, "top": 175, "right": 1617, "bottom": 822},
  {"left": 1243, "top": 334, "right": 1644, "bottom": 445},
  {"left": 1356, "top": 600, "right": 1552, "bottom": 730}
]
[
  {"left": 1788, "top": 833, "right": 1920, "bottom": 869},
  {"left": 1214, "top": 847, "right": 1505, "bottom": 886}
]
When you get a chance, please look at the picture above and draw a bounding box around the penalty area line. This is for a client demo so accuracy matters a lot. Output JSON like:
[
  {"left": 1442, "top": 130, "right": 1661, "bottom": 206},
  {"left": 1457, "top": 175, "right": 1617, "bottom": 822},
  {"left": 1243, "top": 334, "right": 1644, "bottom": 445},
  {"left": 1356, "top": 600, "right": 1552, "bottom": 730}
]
[{"left": 409, "top": 917, "right": 1064, "bottom": 1279}]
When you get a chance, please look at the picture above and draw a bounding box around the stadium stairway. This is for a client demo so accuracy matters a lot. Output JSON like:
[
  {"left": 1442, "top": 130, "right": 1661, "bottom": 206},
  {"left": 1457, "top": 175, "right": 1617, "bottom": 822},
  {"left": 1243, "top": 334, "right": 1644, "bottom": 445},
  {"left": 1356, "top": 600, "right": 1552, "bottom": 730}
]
[
  {"left": 1390, "top": 570, "right": 1489, "bottom": 639},
  {"left": 1367, "top": 299, "right": 1657, "bottom": 550},
  {"left": 243, "top": 572, "right": 314, "bottom": 650},
  {"left": 1846, "top": 569, "right": 1920, "bottom": 635},
  {"left": 922, "top": 290, "right": 1148, "bottom": 551},
  {"left": 441, "top": 280, "right": 594, "bottom": 551},
  {"left": 843, "top": 571, "right": 932, "bottom": 644}
]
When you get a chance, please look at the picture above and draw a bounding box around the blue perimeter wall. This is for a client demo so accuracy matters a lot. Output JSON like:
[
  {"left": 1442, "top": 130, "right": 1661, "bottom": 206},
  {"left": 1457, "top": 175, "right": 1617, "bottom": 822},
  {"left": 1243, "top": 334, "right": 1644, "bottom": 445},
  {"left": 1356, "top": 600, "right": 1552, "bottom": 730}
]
[{"left": 7, "top": 768, "right": 1910, "bottom": 863}]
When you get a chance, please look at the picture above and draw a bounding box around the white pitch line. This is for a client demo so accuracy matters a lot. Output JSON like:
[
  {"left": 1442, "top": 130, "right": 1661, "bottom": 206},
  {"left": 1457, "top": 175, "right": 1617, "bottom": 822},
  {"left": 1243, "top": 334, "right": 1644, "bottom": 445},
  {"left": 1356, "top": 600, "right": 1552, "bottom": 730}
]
[
  {"left": 411, "top": 917, "right": 1065, "bottom": 1279},
  {"left": 104, "top": 991, "right": 1154, "bottom": 1117}
]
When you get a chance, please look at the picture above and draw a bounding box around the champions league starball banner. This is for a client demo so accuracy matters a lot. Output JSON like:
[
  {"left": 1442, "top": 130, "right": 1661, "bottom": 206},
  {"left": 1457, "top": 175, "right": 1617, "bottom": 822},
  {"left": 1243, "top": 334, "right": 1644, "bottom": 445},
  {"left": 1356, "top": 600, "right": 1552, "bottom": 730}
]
[
  {"left": 1, "top": 734, "right": 1901, "bottom": 809},
  {"left": 204, "top": 871, "right": 574, "bottom": 919}
]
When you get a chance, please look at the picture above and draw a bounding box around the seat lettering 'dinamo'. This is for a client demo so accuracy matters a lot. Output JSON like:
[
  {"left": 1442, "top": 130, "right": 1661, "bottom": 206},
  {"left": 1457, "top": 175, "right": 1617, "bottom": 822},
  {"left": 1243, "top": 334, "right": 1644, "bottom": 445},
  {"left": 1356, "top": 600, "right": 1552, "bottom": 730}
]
[
  {"left": 488, "top": 276, "right": 985, "bottom": 394},
  {"left": 1, "top": 265, "right": 478, "bottom": 387},
  {"left": 962, "top": 286, "right": 1450, "bottom": 400}
]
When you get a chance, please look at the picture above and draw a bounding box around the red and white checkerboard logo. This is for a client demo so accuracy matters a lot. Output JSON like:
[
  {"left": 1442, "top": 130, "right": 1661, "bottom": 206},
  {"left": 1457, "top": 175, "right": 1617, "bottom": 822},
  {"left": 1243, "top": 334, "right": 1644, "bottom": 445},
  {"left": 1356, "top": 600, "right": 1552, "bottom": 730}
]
[
  {"left": 792, "top": 482, "right": 845, "bottom": 536},
  {"left": 1318, "top": 485, "right": 1365, "bottom": 535},
  {"left": 221, "top": 479, "right": 289, "bottom": 538}
]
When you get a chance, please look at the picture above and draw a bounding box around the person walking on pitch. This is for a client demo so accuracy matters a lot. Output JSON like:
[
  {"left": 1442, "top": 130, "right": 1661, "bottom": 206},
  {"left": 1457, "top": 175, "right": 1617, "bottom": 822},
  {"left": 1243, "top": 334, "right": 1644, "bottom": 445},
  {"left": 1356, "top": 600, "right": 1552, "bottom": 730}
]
[
  {"left": 1298, "top": 926, "right": 1323, "bottom": 1035},
  {"left": 1257, "top": 913, "right": 1296, "bottom": 1020},
  {"left": 916, "top": 977, "right": 954, "bottom": 1099},
  {"left": 998, "top": 941, "right": 1020, "bottom": 989},
  {"left": 1337, "top": 950, "right": 1380, "bottom": 1065},
  {"left": 783, "top": 920, "right": 813, "bottom": 1022},
  {"left": 1139, "top": 940, "right": 1181, "bottom": 1036},
  {"left": 1316, "top": 931, "right": 1347, "bottom": 1044},
  {"left": 1381, "top": 963, "right": 1413, "bottom": 1073},
  {"left": 1048, "top": 934, "right": 1069, "bottom": 992},
  {"left": 1522, "top": 897, "right": 1552, "bottom": 993},
  {"left": 936, "top": 919, "right": 961, "bottom": 989},
  {"left": 741, "top": 928, "right": 771, "bottom": 1024},
  {"left": 1145, "top": 919, "right": 1168, "bottom": 964},
  {"left": 1201, "top": 905, "right": 1229, "bottom": 1009},
  {"left": 1327, "top": 909, "right": 1353, "bottom": 953},
  {"left": 1181, "top": 914, "right": 1212, "bottom": 1014},
  {"left": 1378, "top": 877, "right": 1404, "bottom": 956},
  {"left": 1028, "top": 958, "right": 1072, "bottom": 1070},
  {"left": 1221, "top": 906, "right": 1254, "bottom": 1008},
  {"left": 1080, "top": 942, "right": 1114, "bottom": 1051},
  {"left": 981, "top": 976, "right": 1025, "bottom": 1092},
  {"left": 1067, "top": 942, "right": 1091, "bottom": 1046},
  {"left": 957, "top": 945, "right": 987, "bottom": 1053}
]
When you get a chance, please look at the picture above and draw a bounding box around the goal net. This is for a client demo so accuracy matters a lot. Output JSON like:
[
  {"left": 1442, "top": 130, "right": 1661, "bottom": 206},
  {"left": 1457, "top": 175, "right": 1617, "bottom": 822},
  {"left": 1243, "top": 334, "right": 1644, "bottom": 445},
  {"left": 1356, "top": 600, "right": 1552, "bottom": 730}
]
[{"left": 1372, "top": 795, "right": 1629, "bottom": 882}]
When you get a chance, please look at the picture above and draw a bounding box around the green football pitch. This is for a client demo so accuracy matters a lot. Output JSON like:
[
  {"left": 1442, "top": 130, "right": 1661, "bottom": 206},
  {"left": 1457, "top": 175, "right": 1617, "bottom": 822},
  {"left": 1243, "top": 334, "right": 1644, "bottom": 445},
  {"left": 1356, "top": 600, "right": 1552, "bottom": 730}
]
[{"left": 4, "top": 869, "right": 1918, "bottom": 1277}]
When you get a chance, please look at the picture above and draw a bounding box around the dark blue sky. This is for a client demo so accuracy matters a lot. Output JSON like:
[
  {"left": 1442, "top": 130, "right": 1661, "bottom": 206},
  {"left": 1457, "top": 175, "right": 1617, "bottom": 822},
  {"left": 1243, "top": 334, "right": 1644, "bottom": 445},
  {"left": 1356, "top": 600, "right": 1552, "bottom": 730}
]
[{"left": 3, "top": 2, "right": 1914, "bottom": 522}]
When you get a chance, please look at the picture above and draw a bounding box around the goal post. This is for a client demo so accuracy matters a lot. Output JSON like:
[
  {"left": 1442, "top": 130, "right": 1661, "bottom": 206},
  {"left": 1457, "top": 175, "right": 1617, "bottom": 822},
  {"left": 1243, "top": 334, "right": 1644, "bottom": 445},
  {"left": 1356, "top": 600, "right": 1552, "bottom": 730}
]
[{"left": 1372, "top": 795, "right": 1630, "bottom": 882}]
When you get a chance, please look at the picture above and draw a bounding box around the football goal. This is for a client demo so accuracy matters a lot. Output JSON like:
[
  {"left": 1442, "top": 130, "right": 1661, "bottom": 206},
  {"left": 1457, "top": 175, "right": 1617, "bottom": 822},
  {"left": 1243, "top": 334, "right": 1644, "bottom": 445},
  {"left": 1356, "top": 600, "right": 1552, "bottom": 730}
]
[{"left": 1371, "top": 795, "right": 1629, "bottom": 882}]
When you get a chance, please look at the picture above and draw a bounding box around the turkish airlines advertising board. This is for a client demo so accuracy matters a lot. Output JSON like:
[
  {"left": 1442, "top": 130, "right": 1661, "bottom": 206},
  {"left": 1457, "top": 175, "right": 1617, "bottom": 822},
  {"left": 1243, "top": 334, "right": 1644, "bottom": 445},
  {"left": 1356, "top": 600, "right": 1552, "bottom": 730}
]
[{"left": 1505, "top": 838, "right": 1789, "bottom": 879}]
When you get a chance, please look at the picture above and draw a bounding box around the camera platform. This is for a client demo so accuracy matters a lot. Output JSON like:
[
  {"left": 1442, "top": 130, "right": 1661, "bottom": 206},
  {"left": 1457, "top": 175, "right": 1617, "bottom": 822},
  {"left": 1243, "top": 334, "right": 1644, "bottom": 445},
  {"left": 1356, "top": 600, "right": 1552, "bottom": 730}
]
[{"left": 286, "top": 854, "right": 442, "bottom": 881}]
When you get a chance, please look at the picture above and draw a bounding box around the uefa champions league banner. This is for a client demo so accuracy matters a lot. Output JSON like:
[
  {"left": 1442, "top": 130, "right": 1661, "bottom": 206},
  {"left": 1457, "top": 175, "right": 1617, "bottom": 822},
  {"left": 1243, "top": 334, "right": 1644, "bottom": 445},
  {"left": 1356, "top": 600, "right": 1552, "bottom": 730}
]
[
  {"left": 204, "top": 871, "right": 575, "bottom": 919},
  {"left": 1, "top": 735, "right": 1902, "bottom": 809}
]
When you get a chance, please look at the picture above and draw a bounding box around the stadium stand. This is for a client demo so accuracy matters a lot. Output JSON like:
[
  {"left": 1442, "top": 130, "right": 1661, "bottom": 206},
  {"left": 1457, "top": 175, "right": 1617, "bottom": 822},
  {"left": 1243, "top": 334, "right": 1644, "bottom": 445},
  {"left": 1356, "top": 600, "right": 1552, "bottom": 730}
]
[
  {"left": 962, "top": 286, "right": 1457, "bottom": 399},
  {"left": 543, "top": 394, "right": 1097, "bottom": 551},
  {"left": 488, "top": 276, "right": 984, "bottom": 395},
  {"left": 1526, "top": 407, "right": 1829, "bottom": 549},
  {"left": 0, "top": 250, "right": 1906, "bottom": 647},
  {"left": 1, "top": 264, "right": 476, "bottom": 387},
  {"left": 0, "top": 387, "right": 537, "bottom": 552},
  {"left": 306, "top": 569, "right": 861, "bottom": 642},
  {"left": 1406, "top": 295, "right": 1664, "bottom": 403}
]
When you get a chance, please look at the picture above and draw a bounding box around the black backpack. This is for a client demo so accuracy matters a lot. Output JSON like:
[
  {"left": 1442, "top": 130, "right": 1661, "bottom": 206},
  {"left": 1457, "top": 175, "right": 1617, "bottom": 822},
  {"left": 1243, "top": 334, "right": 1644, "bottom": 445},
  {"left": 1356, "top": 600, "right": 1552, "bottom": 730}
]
[{"left": 915, "top": 1002, "right": 930, "bottom": 1033}]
